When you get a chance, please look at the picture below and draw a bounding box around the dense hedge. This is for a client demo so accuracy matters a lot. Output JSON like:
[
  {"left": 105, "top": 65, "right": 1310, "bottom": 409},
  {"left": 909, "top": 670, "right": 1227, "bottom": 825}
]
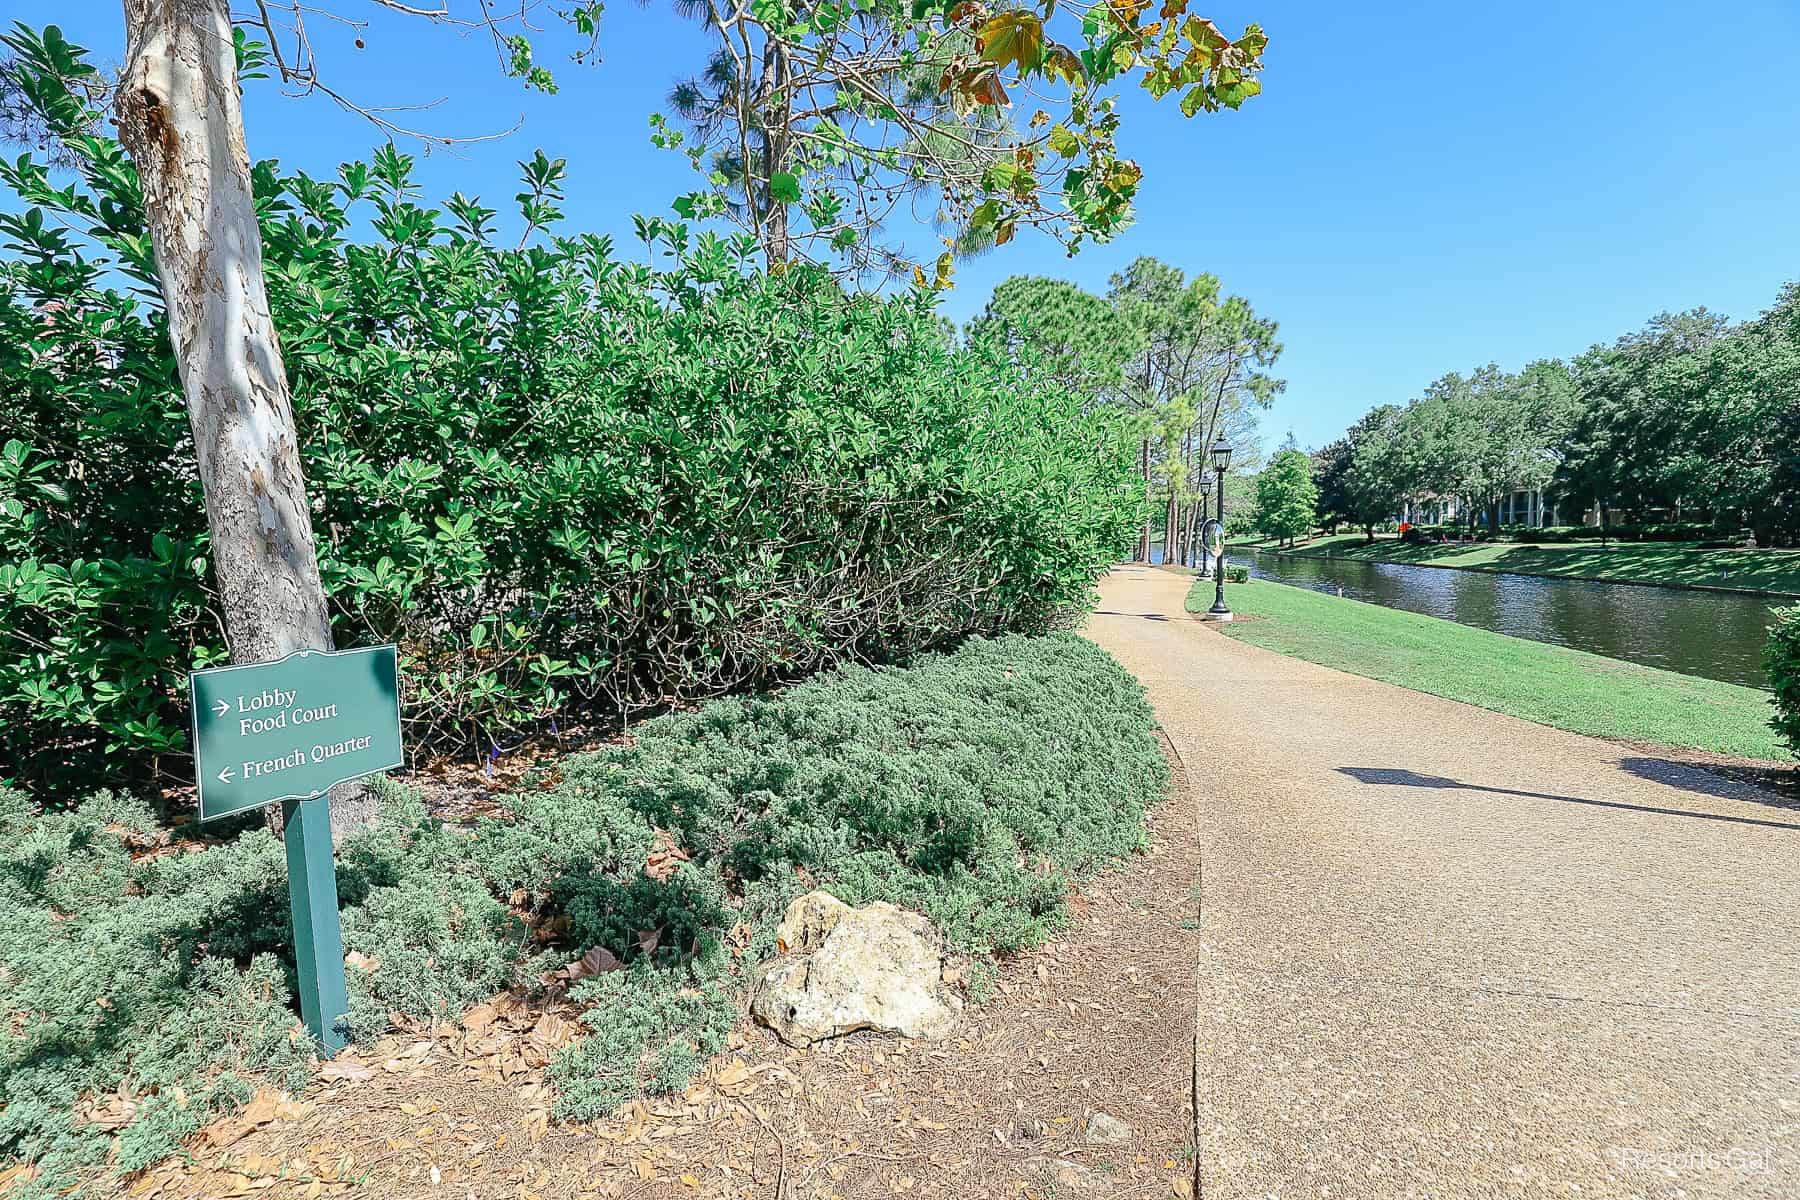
[
  {"left": 1511, "top": 523, "right": 1730, "bottom": 544},
  {"left": 0, "top": 27, "right": 1143, "bottom": 794},
  {"left": 0, "top": 631, "right": 1167, "bottom": 1193},
  {"left": 1766, "top": 607, "right": 1800, "bottom": 757},
  {"left": 1394, "top": 522, "right": 1733, "bottom": 545}
]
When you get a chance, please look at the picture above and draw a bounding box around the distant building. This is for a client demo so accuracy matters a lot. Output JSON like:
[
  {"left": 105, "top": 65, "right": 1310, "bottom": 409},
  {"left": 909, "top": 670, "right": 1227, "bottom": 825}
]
[{"left": 1402, "top": 489, "right": 1563, "bottom": 528}]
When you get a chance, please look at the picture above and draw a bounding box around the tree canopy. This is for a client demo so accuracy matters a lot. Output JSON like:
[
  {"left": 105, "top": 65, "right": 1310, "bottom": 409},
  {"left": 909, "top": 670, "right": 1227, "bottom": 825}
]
[
  {"left": 1253, "top": 447, "right": 1316, "bottom": 547},
  {"left": 1315, "top": 278, "right": 1800, "bottom": 545},
  {"left": 644, "top": 0, "right": 1270, "bottom": 279},
  {"left": 971, "top": 256, "right": 1282, "bottom": 563}
]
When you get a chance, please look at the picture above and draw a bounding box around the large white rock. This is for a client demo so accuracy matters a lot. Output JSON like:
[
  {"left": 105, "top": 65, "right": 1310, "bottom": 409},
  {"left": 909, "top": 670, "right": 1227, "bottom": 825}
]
[{"left": 752, "top": 891, "right": 962, "bottom": 1047}]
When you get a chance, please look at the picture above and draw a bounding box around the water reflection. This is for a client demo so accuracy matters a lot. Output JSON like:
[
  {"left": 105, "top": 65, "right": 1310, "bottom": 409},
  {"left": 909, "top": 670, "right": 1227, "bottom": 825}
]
[{"left": 1234, "top": 549, "right": 1779, "bottom": 689}]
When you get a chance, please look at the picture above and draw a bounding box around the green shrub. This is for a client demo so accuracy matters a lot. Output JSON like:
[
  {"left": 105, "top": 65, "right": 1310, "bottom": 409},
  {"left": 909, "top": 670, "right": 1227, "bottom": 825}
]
[
  {"left": 1521, "top": 522, "right": 1732, "bottom": 544},
  {"left": 0, "top": 633, "right": 1166, "bottom": 1191},
  {"left": 546, "top": 970, "right": 735, "bottom": 1121},
  {"left": 566, "top": 631, "right": 1169, "bottom": 953},
  {"left": 1765, "top": 605, "right": 1800, "bottom": 757},
  {"left": 0, "top": 25, "right": 1143, "bottom": 796},
  {"left": 0, "top": 794, "right": 312, "bottom": 1186}
]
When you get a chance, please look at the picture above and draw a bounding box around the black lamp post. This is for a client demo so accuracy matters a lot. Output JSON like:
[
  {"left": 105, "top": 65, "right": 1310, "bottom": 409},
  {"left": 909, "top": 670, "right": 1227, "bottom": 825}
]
[
  {"left": 1205, "top": 436, "right": 1233, "bottom": 620},
  {"left": 1195, "top": 469, "right": 1215, "bottom": 564}
]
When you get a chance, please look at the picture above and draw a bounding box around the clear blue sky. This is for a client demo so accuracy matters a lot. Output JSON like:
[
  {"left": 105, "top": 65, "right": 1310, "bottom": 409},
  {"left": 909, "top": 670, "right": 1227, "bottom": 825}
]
[{"left": 10, "top": 1, "right": 1800, "bottom": 449}]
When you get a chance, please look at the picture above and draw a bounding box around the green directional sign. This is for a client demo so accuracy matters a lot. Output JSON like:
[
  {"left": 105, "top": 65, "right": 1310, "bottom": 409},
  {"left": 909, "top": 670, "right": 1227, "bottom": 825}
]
[
  {"left": 189, "top": 643, "right": 403, "bottom": 1058},
  {"left": 191, "top": 645, "right": 403, "bottom": 822}
]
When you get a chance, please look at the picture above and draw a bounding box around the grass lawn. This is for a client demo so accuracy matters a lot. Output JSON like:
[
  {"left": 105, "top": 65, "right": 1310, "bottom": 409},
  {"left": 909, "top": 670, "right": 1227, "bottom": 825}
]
[
  {"left": 1235, "top": 533, "right": 1800, "bottom": 596},
  {"left": 1189, "top": 578, "right": 1788, "bottom": 761}
]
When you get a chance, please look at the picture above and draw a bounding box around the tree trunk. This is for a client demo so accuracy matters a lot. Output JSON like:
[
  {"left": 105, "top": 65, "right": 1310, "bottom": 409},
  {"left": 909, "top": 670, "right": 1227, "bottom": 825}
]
[
  {"left": 1164, "top": 492, "right": 1177, "bottom": 566},
  {"left": 1172, "top": 493, "right": 1185, "bottom": 567},
  {"left": 757, "top": 43, "right": 792, "bottom": 266},
  {"left": 1138, "top": 439, "right": 1153, "bottom": 562},
  {"left": 117, "top": 0, "right": 374, "bottom": 843}
]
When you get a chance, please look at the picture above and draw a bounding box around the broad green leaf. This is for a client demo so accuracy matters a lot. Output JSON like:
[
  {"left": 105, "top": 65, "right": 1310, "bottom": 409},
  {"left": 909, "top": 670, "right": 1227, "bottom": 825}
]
[{"left": 769, "top": 171, "right": 802, "bottom": 204}]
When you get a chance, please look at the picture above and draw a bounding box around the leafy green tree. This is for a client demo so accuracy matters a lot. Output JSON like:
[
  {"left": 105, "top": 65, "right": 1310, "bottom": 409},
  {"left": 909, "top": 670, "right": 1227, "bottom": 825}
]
[
  {"left": 646, "top": 0, "right": 1269, "bottom": 278},
  {"left": 1310, "top": 436, "right": 1353, "bottom": 533},
  {"left": 1253, "top": 448, "right": 1316, "bottom": 547},
  {"left": 1332, "top": 404, "right": 1405, "bottom": 539},
  {"left": 967, "top": 274, "right": 1137, "bottom": 397},
  {"left": 10, "top": 1, "right": 606, "bottom": 838},
  {"left": 7, "top": 3, "right": 1264, "bottom": 840},
  {"left": 1372, "top": 360, "right": 1573, "bottom": 538},
  {"left": 1107, "top": 256, "right": 1281, "bottom": 561},
  {"left": 1464, "top": 359, "right": 1574, "bottom": 531},
  {"left": 1557, "top": 310, "right": 1728, "bottom": 534},
  {"left": 1653, "top": 292, "right": 1800, "bottom": 544},
  {"left": 970, "top": 258, "right": 1281, "bottom": 564},
  {"left": 1322, "top": 289, "right": 1800, "bottom": 547}
]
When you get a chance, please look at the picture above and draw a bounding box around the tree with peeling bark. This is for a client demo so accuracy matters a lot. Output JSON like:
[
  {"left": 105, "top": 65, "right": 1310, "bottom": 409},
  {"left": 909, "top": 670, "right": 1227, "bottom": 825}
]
[
  {"left": 113, "top": 0, "right": 367, "bottom": 836},
  {"left": 105, "top": 0, "right": 593, "bottom": 839}
]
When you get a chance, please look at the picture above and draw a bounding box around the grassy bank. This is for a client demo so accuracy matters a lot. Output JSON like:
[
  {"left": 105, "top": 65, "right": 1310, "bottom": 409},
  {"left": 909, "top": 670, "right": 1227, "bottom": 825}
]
[
  {"left": 1188, "top": 578, "right": 1786, "bottom": 760},
  {"left": 1236, "top": 533, "right": 1800, "bottom": 596},
  {"left": 0, "top": 633, "right": 1167, "bottom": 1195}
]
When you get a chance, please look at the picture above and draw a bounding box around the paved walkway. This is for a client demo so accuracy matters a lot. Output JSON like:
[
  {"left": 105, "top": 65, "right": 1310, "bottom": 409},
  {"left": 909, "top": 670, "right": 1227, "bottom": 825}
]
[{"left": 1083, "top": 565, "right": 1800, "bottom": 1199}]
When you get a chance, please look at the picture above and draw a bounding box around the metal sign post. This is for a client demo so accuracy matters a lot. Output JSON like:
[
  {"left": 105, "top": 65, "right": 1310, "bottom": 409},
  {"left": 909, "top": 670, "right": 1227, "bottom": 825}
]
[{"left": 189, "top": 645, "right": 403, "bottom": 1055}]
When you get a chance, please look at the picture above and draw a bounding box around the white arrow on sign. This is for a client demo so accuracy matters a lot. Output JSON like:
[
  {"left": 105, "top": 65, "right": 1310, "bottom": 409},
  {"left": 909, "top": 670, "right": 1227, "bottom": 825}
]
[
  {"left": 217, "top": 766, "right": 236, "bottom": 784},
  {"left": 212, "top": 699, "right": 231, "bottom": 717}
]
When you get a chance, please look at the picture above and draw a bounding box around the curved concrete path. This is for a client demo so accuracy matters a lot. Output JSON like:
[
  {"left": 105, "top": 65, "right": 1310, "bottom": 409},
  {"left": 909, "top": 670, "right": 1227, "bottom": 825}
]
[{"left": 1083, "top": 565, "right": 1800, "bottom": 1199}]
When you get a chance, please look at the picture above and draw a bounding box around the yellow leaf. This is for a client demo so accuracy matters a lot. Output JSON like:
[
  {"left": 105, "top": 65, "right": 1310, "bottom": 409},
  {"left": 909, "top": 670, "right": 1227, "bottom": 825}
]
[
  {"left": 1042, "top": 44, "right": 1085, "bottom": 87},
  {"left": 977, "top": 12, "right": 1045, "bottom": 73}
]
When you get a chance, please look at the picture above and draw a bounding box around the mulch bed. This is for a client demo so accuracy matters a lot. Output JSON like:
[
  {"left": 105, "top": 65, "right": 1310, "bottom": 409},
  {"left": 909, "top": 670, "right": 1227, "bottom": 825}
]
[{"left": 97, "top": 740, "right": 1201, "bottom": 1200}]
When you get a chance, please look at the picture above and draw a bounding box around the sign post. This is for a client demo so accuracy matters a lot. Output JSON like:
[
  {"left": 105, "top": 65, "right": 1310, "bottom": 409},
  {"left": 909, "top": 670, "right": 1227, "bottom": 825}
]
[{"left": 190, "top": 645, "right": 403, "bottom": 1055}]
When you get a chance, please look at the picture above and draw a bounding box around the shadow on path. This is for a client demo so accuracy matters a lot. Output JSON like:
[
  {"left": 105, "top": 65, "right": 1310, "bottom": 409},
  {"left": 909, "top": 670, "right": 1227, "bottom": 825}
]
[
  {"left": 1337, "top": 766, "right": 1800, "bottom": 833},
  {"left": 1617, "top": 756, "right": 1800, "bottom": 813},
  {"left": 1092, "top": 610, "right": 1172, "bottom": 621}
]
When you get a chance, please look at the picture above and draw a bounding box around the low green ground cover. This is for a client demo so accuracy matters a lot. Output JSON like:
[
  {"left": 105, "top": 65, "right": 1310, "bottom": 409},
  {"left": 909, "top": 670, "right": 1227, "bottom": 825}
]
[
  {"left": 1238, "top": 534, "right": 1800, "bottom": 595},
  {"left": 0, "top": 633, "right": 1166, "bottom": 1195},
  {"left": 1188, "top": 579, "right": 1786, "bottom": 760}
]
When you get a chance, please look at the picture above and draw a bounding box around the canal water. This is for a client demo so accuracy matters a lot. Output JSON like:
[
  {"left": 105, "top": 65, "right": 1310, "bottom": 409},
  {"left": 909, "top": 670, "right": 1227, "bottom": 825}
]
[{"left": 1222, "top": 547, "right": 1783, "bottom": 690}]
